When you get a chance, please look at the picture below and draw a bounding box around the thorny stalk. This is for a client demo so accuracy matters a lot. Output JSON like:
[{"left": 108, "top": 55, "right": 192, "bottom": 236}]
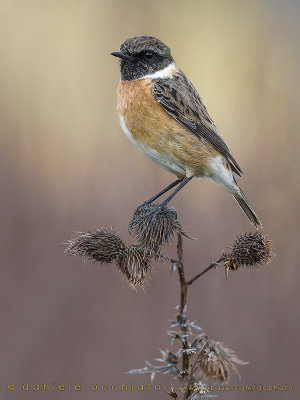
[
  {"left": 183, "top": 360, "right": 199, "bottom": 400},
  {"left": 65, "top": 203, "right": 274, "bottom": 399},
  {"left": 173, "top": 233, "right": 222, "bottom": 382},
  {"left": 174, "top": 233, "right": 189, "bottom": 371},
  {"left": 186, "top": 257, "right": 224, "bottom": 286},
  {"left": 172, "top": 232, "right": 221, "bottom": 399}
]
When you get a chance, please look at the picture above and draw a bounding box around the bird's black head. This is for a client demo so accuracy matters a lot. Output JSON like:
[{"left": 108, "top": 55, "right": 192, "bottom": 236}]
[{"left": 111, "top": 36, "right": 174, "bottom": 81}]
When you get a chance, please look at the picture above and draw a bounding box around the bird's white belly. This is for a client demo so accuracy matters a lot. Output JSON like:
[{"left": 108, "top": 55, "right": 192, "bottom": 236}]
[
  {"left": 208, "top": 155, "right": 236, "bottom": 193},
  {"left": 119, "top": 116, "right": 186, "bottom": 177}
]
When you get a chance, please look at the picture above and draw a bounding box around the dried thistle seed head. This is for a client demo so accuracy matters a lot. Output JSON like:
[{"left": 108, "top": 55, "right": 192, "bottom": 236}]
[
  {"left": 198, "top": 349, "right": 229, "bottom": 382},
  {"left": 232, "top": 232, "right": 274, "bottom": 267},
  {"left": 129, "top": 203, "right": 181, "bottom": 255},
  {"left": 65, "top": 227, "right": 125, "bottom": 263},
  {"left": 198, "top": 338, "right": 247, "bottom": 383},
  {"left": 223, "top": 232, "right": 274, "bottom": 275},
  {"left": 116, "top": 245, "right": 151, "bottom": 288}
]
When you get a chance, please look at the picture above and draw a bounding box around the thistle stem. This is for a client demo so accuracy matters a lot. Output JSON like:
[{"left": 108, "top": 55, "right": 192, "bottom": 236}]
[
  {"left": 175, "top": 233, "right": 189, "bottom": 371},
  {"left": 176, "top": 233, "right": 187, "bottom": 313},
  {"left": 174, "top": 235, "right": 224, "bottom": 374},
  {"left": 186, "top": 257, "right": 224, "bottom": 286}
]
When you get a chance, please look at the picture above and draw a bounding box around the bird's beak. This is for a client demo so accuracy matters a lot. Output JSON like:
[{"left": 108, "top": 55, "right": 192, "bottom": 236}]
[{"left": 111, "top": 51, "right": 134, "bottom": 61}]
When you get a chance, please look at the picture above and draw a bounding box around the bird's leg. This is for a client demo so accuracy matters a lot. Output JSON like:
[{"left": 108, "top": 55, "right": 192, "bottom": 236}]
[
  {"left": 132, "top": 177, "right": 193, "bottom": 228},
  {"left": 159, "top": 176, "right": 193, "bottom": 207},
  {"left": 139, "top": 178, "right": 183, "bottom": 207},
  {"left": 146, "top": 176, "right": 193, "bottom": 227}
]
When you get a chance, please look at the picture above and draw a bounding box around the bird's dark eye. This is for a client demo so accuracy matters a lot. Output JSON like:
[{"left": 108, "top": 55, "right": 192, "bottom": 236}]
[{"left": 144, "top": 51, "right": 154, "bottom": 59}]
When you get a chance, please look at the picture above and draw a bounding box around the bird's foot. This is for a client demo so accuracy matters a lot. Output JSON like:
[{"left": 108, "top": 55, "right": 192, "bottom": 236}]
[
  {"left": 128, "top": 202, "right": 179, "bottom": 256},
  {"left": 134, "top": 199, "right": 153, "bottom": 213},
  {"left": 130, "top": 202, "right": 167, "bottom": 229}
]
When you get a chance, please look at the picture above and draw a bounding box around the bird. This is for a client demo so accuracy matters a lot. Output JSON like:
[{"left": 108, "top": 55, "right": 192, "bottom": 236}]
[{"left": 111, "top": 36, "right": 262, "bottom": 228}]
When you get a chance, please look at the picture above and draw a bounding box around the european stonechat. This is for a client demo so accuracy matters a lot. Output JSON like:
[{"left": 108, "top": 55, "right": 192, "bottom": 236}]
[{"left": 111, "top": 36, "right": 262, "bottom": 227}]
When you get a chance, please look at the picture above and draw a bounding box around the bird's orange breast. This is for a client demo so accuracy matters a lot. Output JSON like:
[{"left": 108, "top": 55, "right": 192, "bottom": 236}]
[
  {"left": 117, "top": 78, "right": 178, "bottom": 146},
  {"left": 117, "top": 78, "right": 219, "bottom": 177}
]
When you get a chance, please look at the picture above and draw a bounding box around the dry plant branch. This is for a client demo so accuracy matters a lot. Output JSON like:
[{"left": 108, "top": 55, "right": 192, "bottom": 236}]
[
  {"left": 186, "top": 258, "right": 223, "bottom": 286},
  {"left": 65, "top": 203, "right": 274, "bottom": 399}
]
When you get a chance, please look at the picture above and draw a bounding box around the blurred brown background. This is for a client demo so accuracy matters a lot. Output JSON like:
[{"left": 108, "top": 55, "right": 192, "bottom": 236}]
[{"left": 0, "top": 0, "right": 299, "bottom": 399}]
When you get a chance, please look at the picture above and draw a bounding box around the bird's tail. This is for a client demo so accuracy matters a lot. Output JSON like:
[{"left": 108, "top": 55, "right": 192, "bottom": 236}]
[{"left": 233, "top": 188, "right": 262, "bottom": 228}]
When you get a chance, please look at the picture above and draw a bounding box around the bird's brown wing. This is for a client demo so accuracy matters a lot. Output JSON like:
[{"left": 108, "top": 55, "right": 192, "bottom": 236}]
[{"left": 153, "top": 70, "right": 242, "bottom": 176}]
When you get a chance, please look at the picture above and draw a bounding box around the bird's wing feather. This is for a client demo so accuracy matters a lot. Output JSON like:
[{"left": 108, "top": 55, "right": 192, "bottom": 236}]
[{"left": 153, "top": 70, "right": 242, "bottom": 175}]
